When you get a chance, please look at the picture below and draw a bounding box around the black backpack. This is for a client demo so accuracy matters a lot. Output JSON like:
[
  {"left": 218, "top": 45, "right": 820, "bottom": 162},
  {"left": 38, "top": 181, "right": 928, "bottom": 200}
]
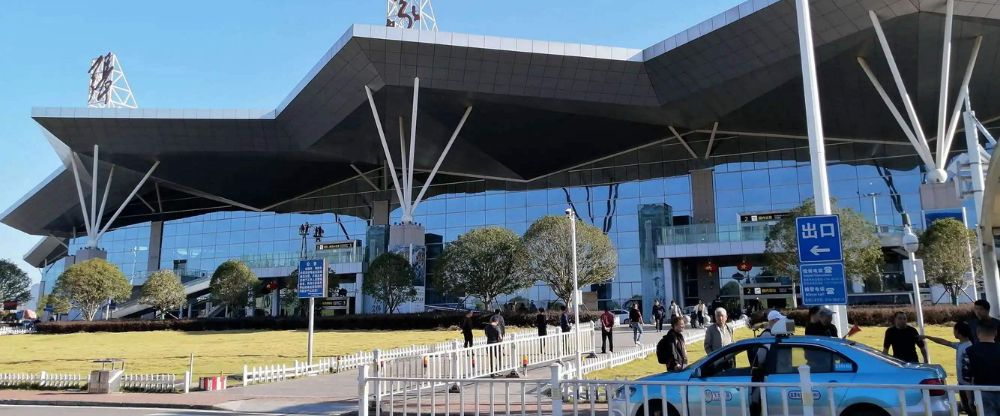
[{"left": 656, "top": 335, "right": 671, "bottom": 364}]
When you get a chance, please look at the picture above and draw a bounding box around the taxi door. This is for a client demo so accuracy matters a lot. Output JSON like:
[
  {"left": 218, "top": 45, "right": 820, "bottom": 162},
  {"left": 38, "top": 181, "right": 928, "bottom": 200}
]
[
  {"left": 764, "top": 344, "right": 856, "bottom": 416},
  {"left": 686, "top": 343, "right": 760, "bottom": 416}
]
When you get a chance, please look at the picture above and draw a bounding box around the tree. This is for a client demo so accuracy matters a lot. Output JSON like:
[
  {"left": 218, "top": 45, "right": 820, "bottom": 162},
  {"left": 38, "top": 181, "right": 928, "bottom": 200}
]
[
  {"left": 521, "top": 215, "right": 618, "bottom": 305},
  {"left": 38, "top": 293, "right": 71, "bottom": 318},
  {"left": 140, "top": 270, "right": 187, "bottom": 318},
  {"left": 764, "top": 198, "right": 884, "bottom": 288},
  {"left": 0, "top": 259, "right": 32, "bottom": 305},
  {"left": 435, "top": 227, "right": 531, "bottom": 310},
  {"left": 209, "top": 260, "right": 259, "bottom": 317},
  {"left": 919, "top": 218, "right": 979, "bottom": 305},
  {"left": 362, "top": 253, "right": 417, "bottom": 314},
  {"left": 52, "top": 258, "right": 132, "bottom": 321}
]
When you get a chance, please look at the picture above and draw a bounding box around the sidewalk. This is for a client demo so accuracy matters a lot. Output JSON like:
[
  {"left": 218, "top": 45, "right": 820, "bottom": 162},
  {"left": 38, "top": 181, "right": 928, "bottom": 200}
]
[{"left": 0, "top": 325, "right": 709, "bottom": 414}]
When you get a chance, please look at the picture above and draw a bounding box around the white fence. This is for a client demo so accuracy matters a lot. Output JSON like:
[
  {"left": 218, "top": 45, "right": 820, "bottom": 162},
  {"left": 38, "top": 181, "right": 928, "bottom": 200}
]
[
  {"left": 0, "top": 326, "right": 35, "bottom": 336},
  {"left": 563, "top": 318, "right": 749, "bottom": 378},
  {"left": 241, "top": 328, "right": 543, "bottom": 386},
  {"left": 120, "top": 373, "right": 181, "bottom": 392},
  {"left": 0, "top": 372, "right": 85, "bottom": 389},
  {"left": 358, "top": 363, "right": 1000, "bottom": 416}
]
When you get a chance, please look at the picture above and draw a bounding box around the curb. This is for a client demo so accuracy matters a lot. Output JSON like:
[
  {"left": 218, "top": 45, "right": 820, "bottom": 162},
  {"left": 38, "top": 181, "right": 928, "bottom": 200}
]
[{"left": 0, "top": 398, "right": 221, "bottom": 411}]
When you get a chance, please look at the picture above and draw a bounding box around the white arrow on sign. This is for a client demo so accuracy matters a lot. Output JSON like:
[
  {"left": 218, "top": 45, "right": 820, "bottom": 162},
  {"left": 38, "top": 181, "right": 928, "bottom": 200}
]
[{"left": 809, "top": 245, "right": 830, "bottom": 256}]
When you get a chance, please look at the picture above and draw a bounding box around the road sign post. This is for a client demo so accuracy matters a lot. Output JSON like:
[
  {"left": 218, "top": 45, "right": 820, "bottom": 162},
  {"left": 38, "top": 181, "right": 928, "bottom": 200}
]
[
  {"left": 796, "top": 215, "right": 849, "bottom": 310},
  {"left": 298, "top": 259, "right": 329, "bottom": 365}
]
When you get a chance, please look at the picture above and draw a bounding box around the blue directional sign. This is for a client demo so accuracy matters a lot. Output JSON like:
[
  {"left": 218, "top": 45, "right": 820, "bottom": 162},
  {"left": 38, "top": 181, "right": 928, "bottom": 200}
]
[
  {"left": 297, "top": 259, "right": 328, "bottom": 299},
  {"left": 795, "top": 215, "right": 843, "bottom": 263},
  {"left": 799, "top": 262, "right": 848, "bottom": 305}
]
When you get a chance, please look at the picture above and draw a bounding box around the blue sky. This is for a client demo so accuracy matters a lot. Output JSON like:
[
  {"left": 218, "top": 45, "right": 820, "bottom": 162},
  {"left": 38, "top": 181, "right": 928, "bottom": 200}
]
[{"left": 0, "top": 0, "right": 746, "bottom": 282}]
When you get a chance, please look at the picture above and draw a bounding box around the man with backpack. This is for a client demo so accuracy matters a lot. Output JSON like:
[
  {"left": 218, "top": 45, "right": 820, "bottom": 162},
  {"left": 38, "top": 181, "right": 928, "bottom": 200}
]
[{"left": 656, "top": 316, "right": 688, "bottom": 372}]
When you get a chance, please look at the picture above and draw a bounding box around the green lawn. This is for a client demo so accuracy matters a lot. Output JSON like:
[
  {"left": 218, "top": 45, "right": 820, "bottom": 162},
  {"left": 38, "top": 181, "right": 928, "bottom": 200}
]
[
  {"left": 590, "top": 325, "right": 961, "bottom": 382},
  {"left": 0, "top": 328, "right": 465, "bottom": 378}
]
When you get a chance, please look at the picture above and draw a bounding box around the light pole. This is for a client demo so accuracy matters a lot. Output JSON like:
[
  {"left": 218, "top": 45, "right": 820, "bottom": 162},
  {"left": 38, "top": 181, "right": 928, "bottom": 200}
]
[
  {"left": 566, "top": 208, "right": 583, "bottom": 379},
  {"left": 901, "top": 219, "right": 925, "bottom": 336}
]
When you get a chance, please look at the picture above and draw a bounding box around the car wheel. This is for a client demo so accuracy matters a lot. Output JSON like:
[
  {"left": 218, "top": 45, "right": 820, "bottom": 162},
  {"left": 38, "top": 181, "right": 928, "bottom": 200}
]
[{"left": 841, "top": 405, "right": 889, "bottom": 416}]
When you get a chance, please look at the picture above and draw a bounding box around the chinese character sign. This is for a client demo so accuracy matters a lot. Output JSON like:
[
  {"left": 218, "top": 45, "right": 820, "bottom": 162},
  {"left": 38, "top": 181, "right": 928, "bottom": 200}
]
[
  {"left": 87, "top": 53, "right": 115, "bottom": 106},
  {"left": 298, "top": 259, "right": 328, "bottom": 299},
  {"left": 799, "top": 262, "right": 848, "bottom": 305},
  {"left": 795, "top": 215, "right": 843, "bottom": 263}
]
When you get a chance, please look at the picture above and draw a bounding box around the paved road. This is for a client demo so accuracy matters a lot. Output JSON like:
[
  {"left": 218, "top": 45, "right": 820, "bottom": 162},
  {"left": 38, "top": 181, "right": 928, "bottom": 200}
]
[{"left": 0, "top": 405, "right": 248, "bottom": 416}]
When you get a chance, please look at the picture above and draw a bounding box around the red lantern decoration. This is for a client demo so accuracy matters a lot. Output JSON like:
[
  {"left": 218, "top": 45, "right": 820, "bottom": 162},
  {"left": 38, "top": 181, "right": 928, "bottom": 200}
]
[
  {"left": 703, "top": 260, "right": 718, "bottom": 274},
  {"left": 737, "top": 259, "right": 753, "bottom": 273}
]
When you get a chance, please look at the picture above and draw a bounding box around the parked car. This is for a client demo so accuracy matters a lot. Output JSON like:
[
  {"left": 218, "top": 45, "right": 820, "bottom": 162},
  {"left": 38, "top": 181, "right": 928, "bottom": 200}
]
[
  {"left": 610, "top": 309, "right": 630, "bottom": 326},
  {"left": 611, "top": 335, "right": 950, "bottom": 416}
]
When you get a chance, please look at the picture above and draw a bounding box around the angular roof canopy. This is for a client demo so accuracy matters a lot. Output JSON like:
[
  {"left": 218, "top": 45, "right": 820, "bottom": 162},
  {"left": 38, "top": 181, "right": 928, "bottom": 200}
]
[{"left": 7, "top": 0, "right": 1000, "bottom": 247}]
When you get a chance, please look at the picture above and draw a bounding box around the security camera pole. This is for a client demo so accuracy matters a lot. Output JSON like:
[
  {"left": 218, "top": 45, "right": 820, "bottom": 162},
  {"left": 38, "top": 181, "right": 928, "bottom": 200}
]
[{"left": 566, "top": 208, "right": 583, "bottom": 379}]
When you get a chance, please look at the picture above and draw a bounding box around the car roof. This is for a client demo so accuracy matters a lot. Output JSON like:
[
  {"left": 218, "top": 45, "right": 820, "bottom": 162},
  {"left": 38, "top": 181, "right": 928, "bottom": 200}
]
[{"left": 729, "top": 335, "right": 856, "bottom": 348}]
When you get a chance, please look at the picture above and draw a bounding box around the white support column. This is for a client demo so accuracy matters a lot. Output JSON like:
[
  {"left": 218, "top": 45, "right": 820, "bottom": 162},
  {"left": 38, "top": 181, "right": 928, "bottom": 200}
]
[
  {"left": 942, "top": 36, "right": 983, "bottom": 157},
  {"left": 667, "top": 126, "right": 698, "bottom": 159},
  {"left": 797, "top": 0, "right": 847, "bottom": 332},
  {"left": 869, "top": 11, "right": 939, "bottom": 180},
  {"left": 703, "top": 122, "right": 718, "bottom": 160},
  {"left": 398, "top": 116, "right": 409, "bottom": 206},
  {"left": 934, "top": 0, "right": 955, "bottom": 170},
  {"left": 94, "top": 166, "right": 115, "bottom": 231},
  {"left": 68, "top": 155, "right": 94, "bottom": 246},
  {"left": 965, "top": 101, "right": 995, "bottom": 308},
  {"left": 412, "top": 106, "right": 473, "bottom": 210},
  {"left": 857, "top": 57, "right": 936, "bottom": 168},
  {"left": 97, "top": 161, "right": 160, "bottom": 239},
  {"left": 91, "top": 145, "right": 99, "bottom": 233},
  {"left": 407, "top": 78, "right": 420, "bottom": 217},
  {"left": 364, "top": 85, "right": 408, "bottom": 218}
]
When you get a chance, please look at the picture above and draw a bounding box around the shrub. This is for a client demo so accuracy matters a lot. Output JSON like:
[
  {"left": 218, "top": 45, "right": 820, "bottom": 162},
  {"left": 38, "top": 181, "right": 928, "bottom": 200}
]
[
  {"left": 35, "top": 311, "right": 601, "bottom": 334},
  {"left": 749, "top": 305, "right": 975, "bottom": 328}
]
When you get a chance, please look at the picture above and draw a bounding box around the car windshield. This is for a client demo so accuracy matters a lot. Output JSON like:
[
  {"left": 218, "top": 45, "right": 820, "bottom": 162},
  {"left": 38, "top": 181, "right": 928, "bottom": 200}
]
[{"left": 845, "top": 340, "right": 907, "bottom": 366}]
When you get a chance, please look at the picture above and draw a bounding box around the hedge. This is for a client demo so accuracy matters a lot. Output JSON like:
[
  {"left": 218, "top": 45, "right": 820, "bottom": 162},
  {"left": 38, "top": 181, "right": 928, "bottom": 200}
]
[
  {"left": 36, "top": 310, "right": 599, "bottom": 334},
  {"left": 748, "top": 304, "right": 976, "bottom": 327}
]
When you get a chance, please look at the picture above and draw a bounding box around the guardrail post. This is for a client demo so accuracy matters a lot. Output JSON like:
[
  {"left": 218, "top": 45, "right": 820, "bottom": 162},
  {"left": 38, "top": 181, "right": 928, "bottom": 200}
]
[
  {"left": 550, "top": 363, "right": 563, "bottom": 416},
  {"left": 798, "top": 365, "right": 814, "bottom": 416},
  {"left": 183, "top": 371, "right": 190, "bottom": 394},
  {"left": 557, "top": 333, "right": 564, "bottom": 361},
  {"left": 449, "top": 340, "right": 462, "bottom": 393},
  {"left": 508, "top": 341, "right": 519, "bottom": 378},
  {"left": 373, "top": 349, "right": 381, "bottom": 377},
  {"left": 242, "top": 364, "right": 248, "bottom": 387},
  {"left": 358, "top": 364, "right": 370, "bottom": 416}
]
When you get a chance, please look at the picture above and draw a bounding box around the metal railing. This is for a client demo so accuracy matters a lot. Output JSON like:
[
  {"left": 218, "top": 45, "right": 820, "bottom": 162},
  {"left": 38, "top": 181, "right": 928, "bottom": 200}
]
[
  {"left": 120, "top": 373, "right": 181, "bottom": 392},
  {"left": 240, "top": 247, "right": 364, "bottom": 269},
  {"left": 661, "top": 223, "right": 774, "bottom": 245},
  {"left": 0, "top": 372, "right": 86, "bottom": 389},
  {"left": 358, "top": 363, "right": 994, "bottom": 416}
]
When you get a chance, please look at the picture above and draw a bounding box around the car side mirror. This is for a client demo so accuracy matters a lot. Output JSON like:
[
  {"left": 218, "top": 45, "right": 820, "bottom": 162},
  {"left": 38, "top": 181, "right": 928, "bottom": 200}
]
[{"left": 691, "top": 368, "right": 702, "bottom": 378}]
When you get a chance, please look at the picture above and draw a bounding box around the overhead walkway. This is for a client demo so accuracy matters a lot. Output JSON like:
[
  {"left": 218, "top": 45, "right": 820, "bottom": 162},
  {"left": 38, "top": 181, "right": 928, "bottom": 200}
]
[{"left": 111, "top": 274, "right": 212, "bottom": 319}]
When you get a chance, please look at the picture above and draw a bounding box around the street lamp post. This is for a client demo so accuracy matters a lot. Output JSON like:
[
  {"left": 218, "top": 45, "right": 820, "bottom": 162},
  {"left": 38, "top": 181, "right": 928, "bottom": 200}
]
[
  {"left": 901, "top": 219, "right": 925, "bottom": 336},
  {"left": 566, "top": 208, "right": 583, "bottom": 379}
]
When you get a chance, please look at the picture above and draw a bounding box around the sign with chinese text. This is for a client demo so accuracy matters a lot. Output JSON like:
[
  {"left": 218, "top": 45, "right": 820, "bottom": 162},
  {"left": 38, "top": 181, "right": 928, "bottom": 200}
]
[
  {"left": 800, "top": 263, "right": 848, "bottom": 305},
  {"left": 297, "top": 259, "right": 328, "bottom": 299},
  {"left": 795, "top": 215, "right": 843, "bottom": 263}
]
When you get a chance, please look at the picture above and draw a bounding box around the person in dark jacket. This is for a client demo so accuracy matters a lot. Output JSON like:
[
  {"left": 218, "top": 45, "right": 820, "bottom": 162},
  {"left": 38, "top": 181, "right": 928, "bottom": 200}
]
[
  {"left": 600, "top": 308, "right": 615, "bottom": 353},
  {"left": 656, "top": 316, "right": 688, "bottom": 371},
  {"left": 804, "top": 307, "right": 839, "bottom": 337},
  {"left": 535, "top": 308, "right": 548, "bottom": 337},
  {"left": 485, "top": 315, "right": 503, "bottom": 376},
  {"left": 493, "top": 308, "right": 506, "bottom": 337},
  {"left": 629, "top": 303, "right": 644, "bottom": 345},
  {"left": 652, "top": 300, "right": 666, "bottom": 332},
  {"left": 560, "top": 305, "right": 571, "bottom": 333},
  {"left": 968, "top": 299, "right": 1000, "bottom": 344},
  {"left": 962, "top": 320, "right": 1000, "bottom": 414},
  {"left": 460, "top": 310, "right": 475, "bottom": 348}
]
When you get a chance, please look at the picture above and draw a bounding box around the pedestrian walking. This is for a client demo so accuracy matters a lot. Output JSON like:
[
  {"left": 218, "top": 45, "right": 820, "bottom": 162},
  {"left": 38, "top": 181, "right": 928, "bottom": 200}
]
[
  {"left": 485, "top": 315, "right": 503, "bottom": 376},
  {"left": 460, "top": 310, "right": 475, "bottom": 348},
  {"left": 963, "top": 320, "right": 1000, "bottom": 415},
  {"left": 629, "top": 303, "right": 644, "bottom": 345},
  {"left": 669, "top": 300, "right": 682, "bottom": 322},
  {"left": 535, "top": 307, "right": 548, "bottom": 337},
  {"left": 882, "top": 311, "right": 928, "bottom": 363},
  {"left": 694, "top": 299, "right": 707, "bottom": 328},
  {"left": 923, "top": 321, "right": 974, "bottom": 415},
  {"left": 704, "top": 307, "right": 733, "bottom": 354},
  {"left": 805, "top": 307, "right": 839, "bottom": 337},
  {"left": 656, "top": 316, "right": 687, "bottom": 371},
  {"left": 968, "top": 299, "right": 1000, "bottom": 344},
  {"left": 652, "top": 300, "right": 666, "bottom": 332},
  {"left": 493, "top": 308, "right": 506, "bottom": 338},
  {"left": 600, "top": 308, "right": 615, "bottom": 353},
  {"left": 559, "top": 305, "right": 571, "bottom": 333}
]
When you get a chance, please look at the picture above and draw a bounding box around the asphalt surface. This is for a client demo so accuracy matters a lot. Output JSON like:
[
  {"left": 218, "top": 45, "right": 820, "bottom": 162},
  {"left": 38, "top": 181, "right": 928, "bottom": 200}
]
[{"left": 0, "top": 405, "right": 253, "bottom": 416}]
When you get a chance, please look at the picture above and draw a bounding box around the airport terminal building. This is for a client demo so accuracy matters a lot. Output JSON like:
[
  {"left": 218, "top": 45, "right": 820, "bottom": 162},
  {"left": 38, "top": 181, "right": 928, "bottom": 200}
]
[{"left": 4, "top": 0, "right": 999, "bottom": 318}]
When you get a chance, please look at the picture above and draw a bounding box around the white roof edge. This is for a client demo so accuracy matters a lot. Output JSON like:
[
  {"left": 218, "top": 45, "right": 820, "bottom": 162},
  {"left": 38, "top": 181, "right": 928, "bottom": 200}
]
[
  {"left": 641, "top": 0, "right": 779, "bottom": 60},
  {"left": 30, "top": 107, "right": 277, "bottom": 120}
]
